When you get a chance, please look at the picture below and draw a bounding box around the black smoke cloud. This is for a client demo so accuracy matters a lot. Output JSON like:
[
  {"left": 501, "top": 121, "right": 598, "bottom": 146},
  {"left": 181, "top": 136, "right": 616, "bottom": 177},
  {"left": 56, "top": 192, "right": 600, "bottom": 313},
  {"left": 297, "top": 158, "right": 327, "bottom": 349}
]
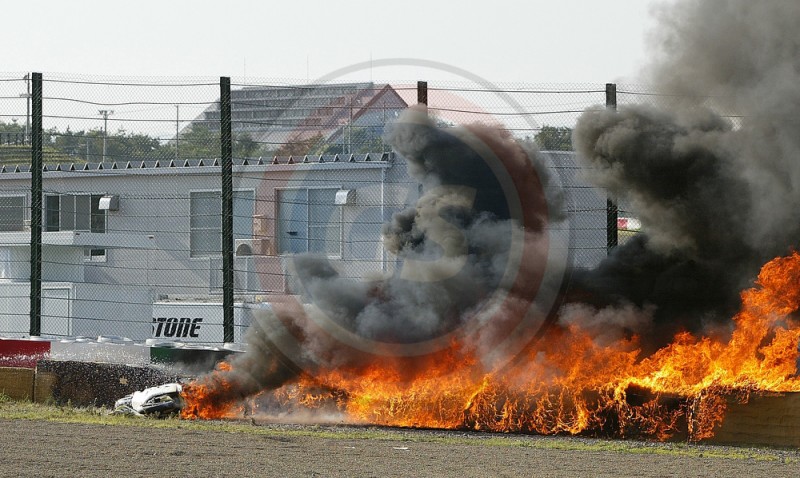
[
  {"left": 295, "top": 107, "right": 558, "bottom": 345},
  {"left": 570, "top": 0, "right": 800, "bottom": 347},
  {"left": 192, "top": 107, "right": 564, "bottom": 403}
]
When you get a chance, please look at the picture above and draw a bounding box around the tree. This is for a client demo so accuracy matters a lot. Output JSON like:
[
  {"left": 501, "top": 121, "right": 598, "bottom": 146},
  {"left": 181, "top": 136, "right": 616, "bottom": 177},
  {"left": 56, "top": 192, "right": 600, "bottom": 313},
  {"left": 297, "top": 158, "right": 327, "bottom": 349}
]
[
  {"left": 49, "top": 128, "right": 106, "bottom": 162},
  {"left": 175, "top": 123, "right": 220, "bottom": 160},
  {"left": 175, "top": 124, "right": 260, "bottom": 160},
  {"left": 272, "top": 132, "right": 326, "bottom": 157},
  {"left": 107, "top": 130, "right": 168, "bottom": 162},
  {"left": 534, "top": 126, "right": 573, "bottom": 151},
  {"left": 0, "top": 119, "right": 24, "bottom": 135},
  {"left": 2, "top": 121, "right": 260, "bottom": 165},
  {"left": 322, "top": 127, "right": 386, "bottom": 155},
  {"left": 234, "top": 133, "right": 259, "bottom": 158},
  {"left": 0, "top": 120, "right": 29, "bottom": 163},
  {"left": 1, "top": 122, "right": 84, "bottom": 164}
]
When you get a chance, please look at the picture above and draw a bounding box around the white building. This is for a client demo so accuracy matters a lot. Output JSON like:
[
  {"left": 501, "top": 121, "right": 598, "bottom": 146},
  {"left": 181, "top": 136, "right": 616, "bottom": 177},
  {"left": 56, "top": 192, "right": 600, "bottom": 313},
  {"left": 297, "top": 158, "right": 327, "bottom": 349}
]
[
  {"left": 0, "top": 150, "right": 609, "bottom": 343},
  {"left": 0, "top": 152, "right": 419, "bottom": 342}
]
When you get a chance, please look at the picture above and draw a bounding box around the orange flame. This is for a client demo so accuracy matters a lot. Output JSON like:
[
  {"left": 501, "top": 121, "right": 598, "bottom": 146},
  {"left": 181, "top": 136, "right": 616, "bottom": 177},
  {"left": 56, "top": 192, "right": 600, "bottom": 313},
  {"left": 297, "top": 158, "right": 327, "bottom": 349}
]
[
  {"left": 181, "top": 362, "right": 245, "bottom": 420},
  {"left": 182, "top": 252, "right": 800, "bottom": 440}
]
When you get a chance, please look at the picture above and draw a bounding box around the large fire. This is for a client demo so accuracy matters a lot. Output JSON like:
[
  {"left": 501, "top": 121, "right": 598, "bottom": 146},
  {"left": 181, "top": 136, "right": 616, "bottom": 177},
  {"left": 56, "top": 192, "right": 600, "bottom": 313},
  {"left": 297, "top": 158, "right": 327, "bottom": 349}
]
[{"left": 182, "top": 252, "right": 800, "bottom": 440}]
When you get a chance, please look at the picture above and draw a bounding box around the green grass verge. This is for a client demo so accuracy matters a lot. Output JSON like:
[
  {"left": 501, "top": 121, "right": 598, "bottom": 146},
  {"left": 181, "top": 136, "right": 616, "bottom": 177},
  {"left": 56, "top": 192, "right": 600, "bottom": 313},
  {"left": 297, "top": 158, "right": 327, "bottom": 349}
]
[{"left": 0, "top": 399, "right": 794, "bottom": 463}]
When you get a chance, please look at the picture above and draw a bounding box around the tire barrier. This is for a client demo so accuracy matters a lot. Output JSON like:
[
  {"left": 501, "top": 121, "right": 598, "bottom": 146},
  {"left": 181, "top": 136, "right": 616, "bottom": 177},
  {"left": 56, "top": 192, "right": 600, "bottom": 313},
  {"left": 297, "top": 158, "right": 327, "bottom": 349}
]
[
  {"left": 0, "top": 337, "right": 239, "bottom": 407},
  {"left": 35, "top": 360, "right": 180, "bottom": 408}
]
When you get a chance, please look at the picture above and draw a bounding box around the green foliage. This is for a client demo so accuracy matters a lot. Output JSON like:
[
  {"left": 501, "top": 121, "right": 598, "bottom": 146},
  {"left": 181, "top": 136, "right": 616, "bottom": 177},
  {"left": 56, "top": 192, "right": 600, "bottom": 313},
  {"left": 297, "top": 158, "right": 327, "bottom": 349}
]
[
  {"left": 1, "top": 120, "right": 79, "bottom": 164},
  {"left": 0, "top": 120, "right": 28, "bottom": 163},
  {"left": 0, "top": 145, "right": 30, "bottom": 164},
  {"left": 321, "top": 127, "right": 387, "bottom": 155},
  {"left": 174, "top": 123, "right": 219, "bottom": 160},
  {"left": 1, "top": 120, "right": 261, "bottom": 165},
  {"left": 534, "top": 125, "right": 573, "bottom": 151},
  {"left": 175, "top": 123, "right": 259, "bottom": 160},
  {"left": 0, "top": 119, "right": 25, "bottom": 134},
  {"left": 271, "top": 133, "right": 326, "bottom": 157},
  {"left": 102, "top": 130, "right": 166, "bottom": 162},
  {"left": 47, "top": 127, "right": 169, "bottom": 163},
  {"left": 234, "top": 133, "right": 259, "bottom": 158}
]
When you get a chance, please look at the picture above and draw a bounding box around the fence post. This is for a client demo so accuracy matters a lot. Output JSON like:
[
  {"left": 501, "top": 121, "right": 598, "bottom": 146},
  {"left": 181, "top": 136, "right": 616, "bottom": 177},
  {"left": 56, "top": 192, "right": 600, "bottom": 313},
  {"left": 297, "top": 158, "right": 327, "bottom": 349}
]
[
  {"left": 605, "top": 83, "right": 618, "bottom": 254},
  {"left": 30, "top": 73, "right": 43, "bottom": 336},
  {"left": 220, "top": 77, "right": 234, "bottom": 344},
  {"left": 417, "top": 80, "right": 428, "bottom": 107}
]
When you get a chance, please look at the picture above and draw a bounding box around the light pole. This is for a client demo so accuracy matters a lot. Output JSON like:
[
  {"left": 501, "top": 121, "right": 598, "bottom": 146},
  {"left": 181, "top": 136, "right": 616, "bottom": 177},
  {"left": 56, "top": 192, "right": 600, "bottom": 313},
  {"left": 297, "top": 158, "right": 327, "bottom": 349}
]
[
  {"left": 98, "top": 109, "right": 114, "bottom": 163},
  {"left": 175, "top": 104, "right": 180, "bottom": 161},
  {"left": 19, "top": 73, "right": 31, "bottom": 143}
]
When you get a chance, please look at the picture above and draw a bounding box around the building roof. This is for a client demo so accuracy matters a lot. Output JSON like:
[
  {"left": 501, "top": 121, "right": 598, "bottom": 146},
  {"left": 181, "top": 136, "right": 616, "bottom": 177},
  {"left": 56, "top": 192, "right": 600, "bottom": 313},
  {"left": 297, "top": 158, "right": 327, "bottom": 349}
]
[
  {"left": 194, "top": 82, "right": 408, "bottom": 146},
  {"left": 0, "top": 152, "right": 394, "bottom": 177},
  {"left": 0, "top": 231, "right": 154, "bottom": 249}
]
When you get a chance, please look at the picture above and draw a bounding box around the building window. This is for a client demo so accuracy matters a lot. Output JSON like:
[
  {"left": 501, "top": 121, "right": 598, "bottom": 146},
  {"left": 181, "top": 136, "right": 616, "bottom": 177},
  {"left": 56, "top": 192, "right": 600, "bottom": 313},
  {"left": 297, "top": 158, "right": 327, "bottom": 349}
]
[
  {"left": 0, "top": 196, "right": 25, "bottom": 232},
  {"left": 190, "top": 190, "right": 255, "bottom": 258},
  {"left": 277, "top": 188, "right": 341, "bottom": 256},
  {"left": 44, "top": 194, "right": 107, "bottom": 260}
]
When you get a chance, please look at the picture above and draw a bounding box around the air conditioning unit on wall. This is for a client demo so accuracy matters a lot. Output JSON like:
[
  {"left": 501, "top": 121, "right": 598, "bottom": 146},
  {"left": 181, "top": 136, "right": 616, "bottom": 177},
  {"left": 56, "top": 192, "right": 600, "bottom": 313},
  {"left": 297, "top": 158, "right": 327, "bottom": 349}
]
[{"left": 234, "top": 238, "right": 274, "bottom": 256}]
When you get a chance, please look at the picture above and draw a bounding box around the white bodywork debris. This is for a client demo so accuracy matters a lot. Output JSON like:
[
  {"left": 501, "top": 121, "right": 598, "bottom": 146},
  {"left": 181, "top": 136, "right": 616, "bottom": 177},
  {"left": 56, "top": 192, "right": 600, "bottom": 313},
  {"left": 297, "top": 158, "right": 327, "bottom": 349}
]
[{"left": 113, "top": 383, "right": 184, "bottom": 417}]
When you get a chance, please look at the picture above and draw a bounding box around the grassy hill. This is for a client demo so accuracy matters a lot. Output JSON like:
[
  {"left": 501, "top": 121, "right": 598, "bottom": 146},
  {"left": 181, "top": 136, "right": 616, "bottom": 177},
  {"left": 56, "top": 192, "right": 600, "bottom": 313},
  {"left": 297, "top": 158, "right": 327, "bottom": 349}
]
[{"left": 0, "top": 144, "right": 86, "bottom": 166}]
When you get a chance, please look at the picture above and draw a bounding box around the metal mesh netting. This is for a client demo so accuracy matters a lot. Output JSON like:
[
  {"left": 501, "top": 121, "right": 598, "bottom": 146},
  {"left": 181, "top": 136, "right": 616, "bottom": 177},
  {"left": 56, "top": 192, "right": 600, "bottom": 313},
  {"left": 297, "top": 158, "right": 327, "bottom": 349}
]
[
  {"left": 613, "top": 83, "right": 746, "bottom": 246},
  {"left": 425, "top": 81, "right": 610, "bottom": 269},
  {"left": 0, "top": 74, "right": 30, "bottom": 333},
  {"left": 0, "top": 74, "right": 626, "bottom": 343}
]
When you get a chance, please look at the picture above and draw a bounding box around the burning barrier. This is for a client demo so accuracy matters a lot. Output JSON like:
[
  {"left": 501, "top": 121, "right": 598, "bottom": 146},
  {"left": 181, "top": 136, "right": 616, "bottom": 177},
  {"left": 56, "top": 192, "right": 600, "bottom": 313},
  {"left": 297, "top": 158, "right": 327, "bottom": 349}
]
[
  {"left": 180, "top": 252, "right": 800, "bottom": 441},
  {"left": 178, "top": 0, "right": 800, "bottom": 442}
]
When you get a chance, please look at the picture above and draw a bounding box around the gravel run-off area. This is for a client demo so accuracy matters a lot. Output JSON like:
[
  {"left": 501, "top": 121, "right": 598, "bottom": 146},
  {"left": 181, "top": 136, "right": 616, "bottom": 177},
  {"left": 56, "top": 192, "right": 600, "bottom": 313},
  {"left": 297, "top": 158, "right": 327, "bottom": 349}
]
[{"left": 2, "top": 418, "right": 800, "bottom": 477}]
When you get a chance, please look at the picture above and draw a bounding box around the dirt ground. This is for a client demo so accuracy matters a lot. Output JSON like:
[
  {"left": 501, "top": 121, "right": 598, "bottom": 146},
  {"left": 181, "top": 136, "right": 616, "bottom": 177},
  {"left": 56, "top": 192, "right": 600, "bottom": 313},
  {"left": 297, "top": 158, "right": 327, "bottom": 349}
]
[{"left": 1, "top": 419, "right": 799, "bottom": 478}]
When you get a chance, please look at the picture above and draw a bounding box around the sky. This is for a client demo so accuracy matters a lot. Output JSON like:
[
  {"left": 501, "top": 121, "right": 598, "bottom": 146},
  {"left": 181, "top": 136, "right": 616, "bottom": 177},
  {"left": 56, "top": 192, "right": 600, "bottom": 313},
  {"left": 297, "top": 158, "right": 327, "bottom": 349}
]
[{"left": 9, "top": 0, "right": 663, "bottom": 85}]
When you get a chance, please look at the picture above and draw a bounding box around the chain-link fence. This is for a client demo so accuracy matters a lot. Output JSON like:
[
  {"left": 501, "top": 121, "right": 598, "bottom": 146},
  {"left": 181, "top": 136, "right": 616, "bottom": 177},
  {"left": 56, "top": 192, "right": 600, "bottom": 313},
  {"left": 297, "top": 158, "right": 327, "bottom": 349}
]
[{"left": 0, "top": 72, "right": 638, "bottom": 344}]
